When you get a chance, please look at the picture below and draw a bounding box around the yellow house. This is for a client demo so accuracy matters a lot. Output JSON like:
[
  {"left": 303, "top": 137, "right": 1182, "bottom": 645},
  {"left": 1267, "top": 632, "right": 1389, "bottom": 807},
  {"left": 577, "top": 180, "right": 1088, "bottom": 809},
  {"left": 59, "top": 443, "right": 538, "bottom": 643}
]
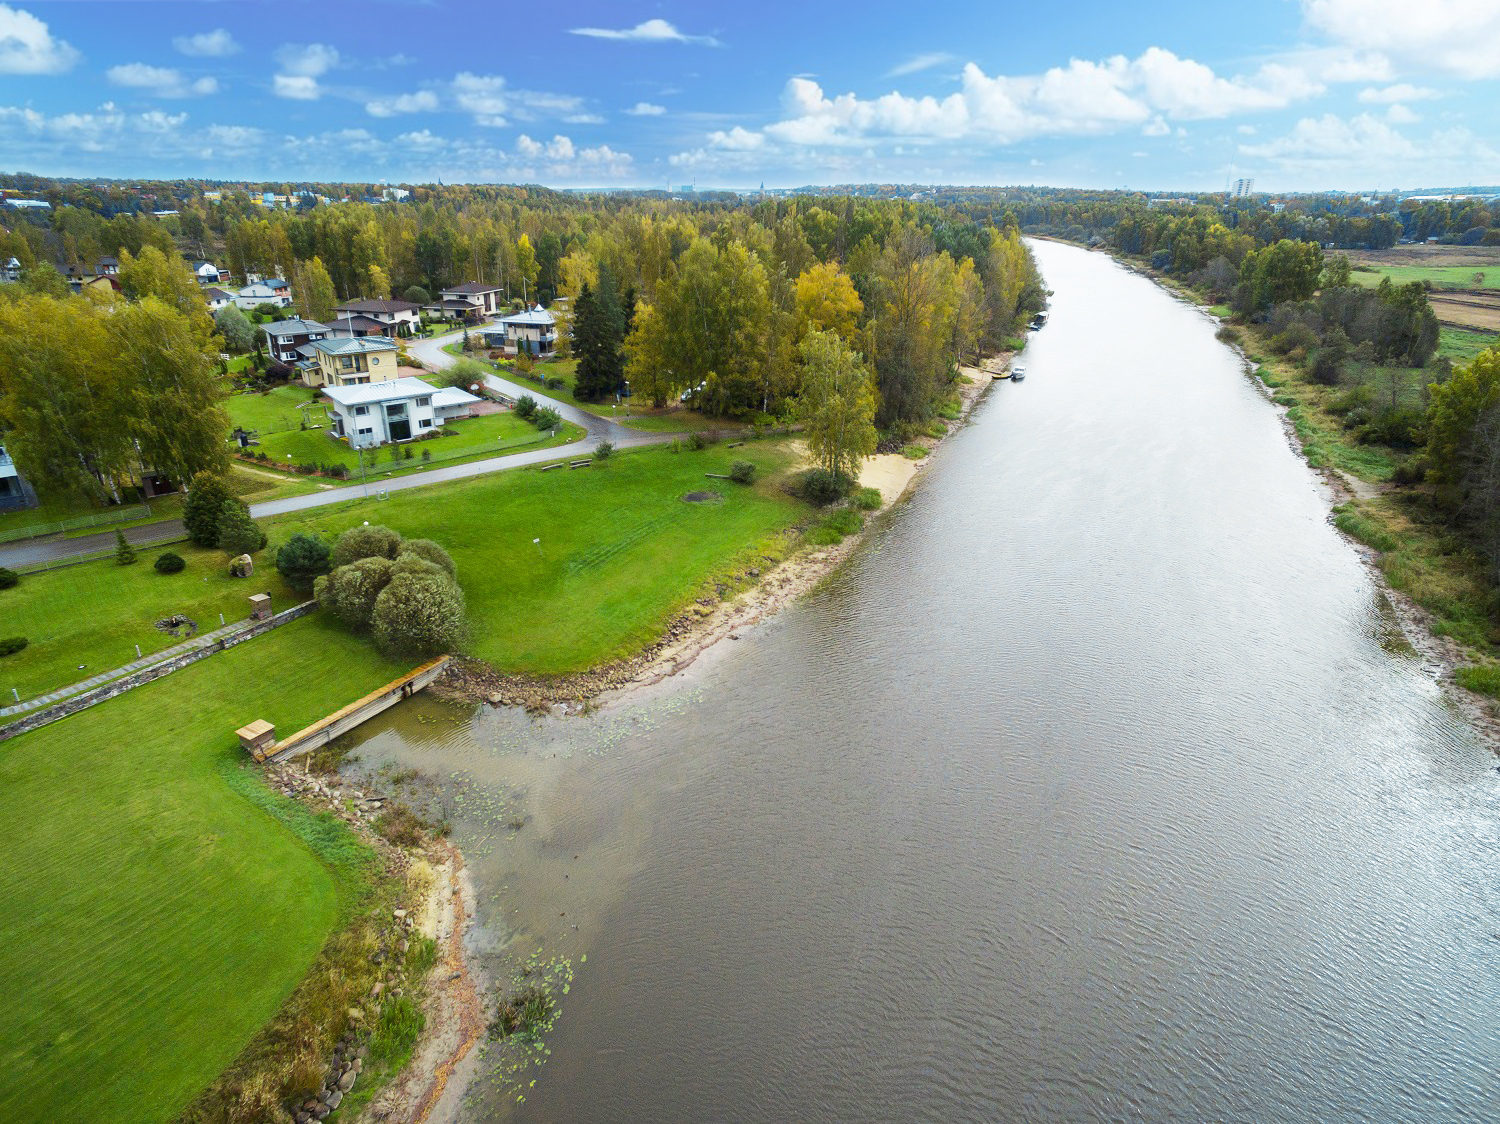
[{"left": 301, "top": 336, "right": 400, "bottom": 388}]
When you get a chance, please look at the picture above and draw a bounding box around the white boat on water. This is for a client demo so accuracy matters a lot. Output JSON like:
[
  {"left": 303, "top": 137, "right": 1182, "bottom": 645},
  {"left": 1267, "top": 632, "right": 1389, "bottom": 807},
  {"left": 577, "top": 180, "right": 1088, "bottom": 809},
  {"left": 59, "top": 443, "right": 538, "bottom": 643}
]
[{"left": 1011, "top": 364, "right": 1027, "bottom": 380}]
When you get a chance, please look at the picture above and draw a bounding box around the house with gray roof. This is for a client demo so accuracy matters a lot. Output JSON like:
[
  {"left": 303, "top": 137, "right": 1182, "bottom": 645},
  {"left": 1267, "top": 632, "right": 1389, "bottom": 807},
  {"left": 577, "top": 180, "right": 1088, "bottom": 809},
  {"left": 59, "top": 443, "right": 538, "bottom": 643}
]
[
  {"left": 261, "top": 317, "right": 330, "bottom": 364},
  {"left": 322, "top": 376, "right": 479, "bottom": 447}
]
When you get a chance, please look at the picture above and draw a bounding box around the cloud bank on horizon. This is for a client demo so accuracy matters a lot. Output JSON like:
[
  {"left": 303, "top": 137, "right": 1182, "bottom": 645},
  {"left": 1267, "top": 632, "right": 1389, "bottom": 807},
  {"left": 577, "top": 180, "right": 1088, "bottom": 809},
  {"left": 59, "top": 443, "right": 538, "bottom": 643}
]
[{"left": 0, "top": 0, "right": 1496, "bottom": 191}]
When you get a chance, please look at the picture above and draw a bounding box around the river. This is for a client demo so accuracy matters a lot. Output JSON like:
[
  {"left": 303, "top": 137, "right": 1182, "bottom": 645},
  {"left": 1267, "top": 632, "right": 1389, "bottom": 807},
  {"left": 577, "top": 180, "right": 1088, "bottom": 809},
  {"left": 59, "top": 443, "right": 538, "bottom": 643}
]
[{"left": 344, "top": 240, "right": 1500, "bottom": 1121}]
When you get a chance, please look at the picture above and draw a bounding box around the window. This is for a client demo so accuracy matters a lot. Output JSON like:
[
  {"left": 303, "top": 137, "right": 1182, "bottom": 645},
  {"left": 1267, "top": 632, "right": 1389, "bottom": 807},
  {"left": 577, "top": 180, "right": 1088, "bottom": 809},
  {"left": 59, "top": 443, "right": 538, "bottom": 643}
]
[
  {"left": 357, "top": 427, "right": 373, "bottom": 436},
  {"left": 353, "top": 405, "right": 369, "bottom": 416},
  {"left": 340, "top": 356, "right": 355, "bottom": 368},
  {"left": 277, "top": 336, "right": 290, "bottom": 344},
  {"left": 419, "top": 418, "right": 433, "bottom": 429},
  {"left": 370, "top": 356, "right": 380, "bottom": 366},
  {"left": 415, "top": 396, "right": 431, "bottom": 407}
]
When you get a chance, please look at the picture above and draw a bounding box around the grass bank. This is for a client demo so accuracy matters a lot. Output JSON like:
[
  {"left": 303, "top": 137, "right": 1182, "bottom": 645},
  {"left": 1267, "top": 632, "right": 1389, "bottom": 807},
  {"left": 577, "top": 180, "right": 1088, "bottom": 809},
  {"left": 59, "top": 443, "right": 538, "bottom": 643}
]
[{"left": 0, "top": 616, "right": 408, "bottom": 1122}]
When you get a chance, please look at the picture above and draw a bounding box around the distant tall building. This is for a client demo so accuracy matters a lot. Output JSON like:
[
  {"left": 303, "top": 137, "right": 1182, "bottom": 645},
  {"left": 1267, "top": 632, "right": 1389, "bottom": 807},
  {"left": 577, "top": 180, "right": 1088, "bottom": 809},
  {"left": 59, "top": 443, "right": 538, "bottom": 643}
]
[{"left": 1231, "top": 177, "right": 1254, "bottom": 199}]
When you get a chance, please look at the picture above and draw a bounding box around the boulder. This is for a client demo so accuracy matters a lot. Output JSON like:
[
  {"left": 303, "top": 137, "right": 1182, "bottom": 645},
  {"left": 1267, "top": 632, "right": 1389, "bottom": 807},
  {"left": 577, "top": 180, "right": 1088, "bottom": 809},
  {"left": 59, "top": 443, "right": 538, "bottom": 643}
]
[
  {"left": 338, "top": 1068, "right": 357, "bottom": 1092},
  {"left": 228, "top": 554, "right": 253, "bottom": 578},
  {"left": 327, "top": 1089, "right": 343, "bottom": 1110}
]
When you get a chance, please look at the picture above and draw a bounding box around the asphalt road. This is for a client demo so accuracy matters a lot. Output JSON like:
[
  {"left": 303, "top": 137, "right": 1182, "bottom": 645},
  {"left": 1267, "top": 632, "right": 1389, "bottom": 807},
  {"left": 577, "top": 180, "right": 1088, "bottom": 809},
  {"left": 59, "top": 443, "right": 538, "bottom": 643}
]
[{"left": 0, "top": 327, "right": 668, "bottom": 569}]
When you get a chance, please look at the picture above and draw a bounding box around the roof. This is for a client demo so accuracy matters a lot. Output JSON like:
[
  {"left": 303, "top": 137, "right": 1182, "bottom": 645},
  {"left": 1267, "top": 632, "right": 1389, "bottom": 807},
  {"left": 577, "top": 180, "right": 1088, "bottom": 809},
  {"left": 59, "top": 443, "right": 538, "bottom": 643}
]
[
  {"left": 328, "top": 314, "right": 388, "bottom": 333},
  {"left": 336, "top": 298, "right": 421, "bottom": 315},
  {"left": 321, "top": 376, "right": 439, "bottom": 407},
  {"left": 262, "top": 318, "right": 329, "bottom": 336},
  {"left": 261, "top": 278, "right": 288, "bottom": 288},
  {"left": 431, "top": 386, "right": 482, "bottom": 408},
  {"left": 500, "top": 307, "right": 555, "bottom": 327},
  {"left": 429, "top": 298, "right": 478, "bottom": 310},
  {"left": 442, "top": 281, "right": 504, "bottom": 295},
  {"left": 309, "top": 334, "right": 398, "bottom": 357},
  {"left": 202, "top": 286, "right": 232, "bottom": 300}
]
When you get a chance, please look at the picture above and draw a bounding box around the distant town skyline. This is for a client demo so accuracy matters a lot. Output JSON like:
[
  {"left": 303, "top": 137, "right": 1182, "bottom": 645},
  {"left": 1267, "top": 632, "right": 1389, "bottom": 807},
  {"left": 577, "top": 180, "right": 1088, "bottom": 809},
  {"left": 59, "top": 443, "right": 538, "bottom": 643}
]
[{"left": 0, "top": 0, "right": 1497, "bottom": 192}]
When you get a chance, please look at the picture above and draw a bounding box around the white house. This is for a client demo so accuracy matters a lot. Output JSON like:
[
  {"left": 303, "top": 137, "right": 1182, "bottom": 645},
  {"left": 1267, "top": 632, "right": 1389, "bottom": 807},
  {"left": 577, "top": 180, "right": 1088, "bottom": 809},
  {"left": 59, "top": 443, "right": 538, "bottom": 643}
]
[
  {"left": 203, "top": 286, "right": 234, "bottom": 313},
  {"left": 1, "top": 256, "right": 20, "bottom": 283},
  {"left": 322, "top": 377, "right": 479, "bottom": 448},
  {"left": 425, "top": 281, "right": 505, "bottom": 321},
  {"left": 191, "top": 260, "right": 228, "bottom": 285},
  {"left": 234, "top": 278, "right": 293, "bottom": 310},
  {"left": 487, "top": 305, "right": 558, "bottom": 358},
  {"left": 334, "top": 298, "right": 422, "bottom": 336}
]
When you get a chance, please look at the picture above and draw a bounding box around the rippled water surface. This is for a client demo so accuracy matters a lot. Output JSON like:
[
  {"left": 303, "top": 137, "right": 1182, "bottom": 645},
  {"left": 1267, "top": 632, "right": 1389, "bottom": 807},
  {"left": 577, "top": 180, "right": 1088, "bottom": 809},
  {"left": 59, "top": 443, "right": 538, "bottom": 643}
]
[{"left": 347, "top": 241, "right": 1500, "bottom": 1121}]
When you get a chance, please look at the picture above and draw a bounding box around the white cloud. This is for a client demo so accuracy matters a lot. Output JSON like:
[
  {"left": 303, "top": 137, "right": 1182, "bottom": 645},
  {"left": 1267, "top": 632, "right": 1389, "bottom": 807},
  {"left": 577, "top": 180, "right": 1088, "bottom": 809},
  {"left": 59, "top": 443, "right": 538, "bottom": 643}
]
[
  {"left": 1385, "top": 103, "right": 1420, "bottom": 124},
  {"left": 1237, "top": 124, "right": 1257, "bottom": 135},
  {"left": 1141, "top": 116, "right": 1171, "bottom": 137},
  {"left": 106, "top": 63, "right": 218, "bottom": 98},
  {"left": 1358, "top": 83, "right": 1441, "bottom": 104},
  {"left": 173, "top": 29, "right": 238, "bottom": 58},
  {"left": 709, "top": 125, "right": 765, "bottom": 150},
  {"left": 0, "top": 3, "right": 79, "bottom": 74},
  {"left": 273, "top": 42, "right": 338, "bottom": 99},
  {"left": 569, "top": 19, "right": 719, "bottom": 46},
  {"left": 626, "top": 101, "right": 666, "bottom": 116},
  {"left": 453, "top": 72, "right": 508, "bottom": 125},
  {"left": 1240, "top": 111, "right": 1500, "bottom": 183},
  {"left": 206, "top": 124, "right": 263, "bottom": 149},
  {"left": 887, "top": 52, "right": 954, "bottom": 78},
  {"left": 1302, "top": 0, "right": 1500, "bottom": 79},
  {"left": 273, "top": 74, "right": 320, "bottom": 101},
  {"left": 396, "top": 128, "right": 445, "bottom": 151},
  {"left": 365, "top": 89, "right": 439, "bottom": 117}
]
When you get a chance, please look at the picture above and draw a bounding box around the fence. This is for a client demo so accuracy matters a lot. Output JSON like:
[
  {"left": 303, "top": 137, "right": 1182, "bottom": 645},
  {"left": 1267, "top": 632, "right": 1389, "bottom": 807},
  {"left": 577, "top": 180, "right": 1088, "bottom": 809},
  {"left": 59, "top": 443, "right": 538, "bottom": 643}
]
[
  {"left": 12, "top": 533, "right": 187, "bottom": 575},
  {"left": 0, "top": 503, "right": 153, "bottom": 545},
  {"left": 234, "top": 426, "right": 564, "bottom": 481}
]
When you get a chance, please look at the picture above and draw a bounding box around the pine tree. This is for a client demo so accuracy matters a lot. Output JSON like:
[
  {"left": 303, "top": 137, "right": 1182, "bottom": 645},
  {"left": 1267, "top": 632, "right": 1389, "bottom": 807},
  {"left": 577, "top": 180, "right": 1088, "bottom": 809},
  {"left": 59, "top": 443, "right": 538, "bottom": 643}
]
[
  {"left": 114, "top": 529, "right": 137, "bottom": 566},
  {"left": 216, "top": 499, "right": 263, "bottom": 556},
  {"left": 574, "top": 273, "right": 626, "bottom": 402},
  {"left": 183, "top": 472, "right": 235, "bottom": 547}
]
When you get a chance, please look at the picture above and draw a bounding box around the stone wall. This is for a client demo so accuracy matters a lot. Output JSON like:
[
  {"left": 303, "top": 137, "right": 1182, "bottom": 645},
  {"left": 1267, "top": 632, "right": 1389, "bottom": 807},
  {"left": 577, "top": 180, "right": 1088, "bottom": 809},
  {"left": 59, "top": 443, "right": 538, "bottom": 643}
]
[{"left": 0, "top": 601, "right": 319, "bottom": 742}]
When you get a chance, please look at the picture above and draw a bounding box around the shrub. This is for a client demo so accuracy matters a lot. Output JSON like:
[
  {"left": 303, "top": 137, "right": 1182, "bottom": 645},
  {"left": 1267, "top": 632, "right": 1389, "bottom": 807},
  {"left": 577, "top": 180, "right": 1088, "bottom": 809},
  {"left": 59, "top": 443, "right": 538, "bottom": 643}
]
[
  {"left": 183, "top": 472, "right": 235, "bottom": 547},
  {"left": 514, "top": 394, "right": 538, "bottom": 420},
  {"left": 729, "top": 460, "right": 756, "bottom": 484},
  {"left": 853, "top": 486, "right": 883, "bottom": 510},
  {"left": 370, "top": 995, "right": 425, "bottom": 1066},
  {"left": 532, "top": 406, "right": 561, "bottom": 431},
  {"left": 275, "top": 533, "right": 332, "bottom": 593},
  {"left": 901, "top": 444, "right": 928, "bottom": 460},
  {"left": 0, "top": 636, "right": 26, "bottom": 657},
  {"left": 114, "top": 529, "right": 137, "bottom": 566},
  {"left": 317, "top": 556, "right": 397, "bottom": 629},
  {"left": 400, "top": 538, "right": 456, "bottom": 578},
  {"left": 1456, "top": 665, "right": 1500, "bottom": 698},
  {"left": 593, "top": 441, "right": 615, "bottom": 462},
  {"left": 153, "top": 552, "right": 186, "bottom": 574},
  {"left": 1215, "top": 324, "right": 1242, "bottom": 345},
  {"left": 372, "top": 570, "right": 467, "bottom": 659},
  {"left": 806, "top": 508, "right": 864, "bottom": 545},
  {"left": 0, "top": 566, "right": 19, "bottom": 590},
  {"left": 686, "top": 432, "right": 707, "bottom": 451},
  {"left": 330, "top": 524, "right": 402, "bottom": 568},
  {"left": 796, "top": 467, "right": 853, "bottom": 506},
  {"left": 545, "top": 376, "right": 566, "bottom": 391},
  {"left": 1391, "top": 457, "right": 1429, "bottom": 487},
  {"left": 216, "top": 501, "right": 264, "bottom": 557}
]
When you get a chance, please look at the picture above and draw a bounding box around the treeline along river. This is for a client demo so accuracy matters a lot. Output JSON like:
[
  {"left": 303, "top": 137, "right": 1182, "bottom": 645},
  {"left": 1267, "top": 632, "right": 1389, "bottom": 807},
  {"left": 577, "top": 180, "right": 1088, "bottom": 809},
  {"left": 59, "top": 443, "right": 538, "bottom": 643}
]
[{"left": 348, "top": 239, "right": 1500, "bottom": 1121}]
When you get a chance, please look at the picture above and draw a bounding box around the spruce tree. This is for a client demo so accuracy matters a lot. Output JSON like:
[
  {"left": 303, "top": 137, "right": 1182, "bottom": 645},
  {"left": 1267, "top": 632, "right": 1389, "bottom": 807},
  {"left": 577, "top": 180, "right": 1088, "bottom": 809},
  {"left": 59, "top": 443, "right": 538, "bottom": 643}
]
[
  {"left": 183, "top": 472, "right": 235, "bottom": 547},
  {"left": 216, "top": 500, "right": 263, "bottom": 556},
  {"left": 574, "top": 273, "right": 626, "bottom": 402},
  {"left": 114, "top": 529, "right": 137, "bottom": 566}
]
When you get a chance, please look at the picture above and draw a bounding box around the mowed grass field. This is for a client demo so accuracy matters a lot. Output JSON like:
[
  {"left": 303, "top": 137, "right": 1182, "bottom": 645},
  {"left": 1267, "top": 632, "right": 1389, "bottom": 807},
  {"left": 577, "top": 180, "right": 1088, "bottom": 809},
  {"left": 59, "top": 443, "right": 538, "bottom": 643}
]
[
  {"left": 1440, "top": 327, "right": 1500, "bottom": 362},
  {"left": 0, "top": 616, "right": 407, "bottom": 1122},
  {"left": 1350, "top": 263, "right": 1500, "bottom": 290},
  {"left": 2, "top": 543, "right": 302, "bottom": 699},
  {"left": 274, "top": 439, "right": 811, "bottom": 673}
]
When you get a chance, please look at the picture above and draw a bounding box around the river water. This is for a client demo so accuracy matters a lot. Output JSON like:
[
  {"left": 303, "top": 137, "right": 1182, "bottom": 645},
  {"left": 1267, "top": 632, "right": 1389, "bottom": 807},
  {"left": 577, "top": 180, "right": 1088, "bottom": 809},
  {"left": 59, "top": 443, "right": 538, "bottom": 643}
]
[{"left": 344, "top": 240, "right": 1500, "bottom": 1121}]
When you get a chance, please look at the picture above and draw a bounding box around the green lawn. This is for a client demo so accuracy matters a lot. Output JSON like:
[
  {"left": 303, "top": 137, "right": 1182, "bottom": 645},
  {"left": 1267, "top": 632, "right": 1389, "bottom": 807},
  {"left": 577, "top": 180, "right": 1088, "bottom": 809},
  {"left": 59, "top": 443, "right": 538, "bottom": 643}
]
[
  {"left": 2, "top": 541, "right": 303, "bottom": 700},
  {"left": 272, "top": 440, "right": 811, "bottom": 674},
  {"left": 1439, "top": 326, "right": 1500, "bottom": 363},
  {"left": 1351, "top": 263, "right": 1500, "bottom": 290},
  {"left": 0, "top": 616, "right": 407, "bottom": 1123},
  {"left": 224, "top": 385, "right": 321, "bottom": 436}
]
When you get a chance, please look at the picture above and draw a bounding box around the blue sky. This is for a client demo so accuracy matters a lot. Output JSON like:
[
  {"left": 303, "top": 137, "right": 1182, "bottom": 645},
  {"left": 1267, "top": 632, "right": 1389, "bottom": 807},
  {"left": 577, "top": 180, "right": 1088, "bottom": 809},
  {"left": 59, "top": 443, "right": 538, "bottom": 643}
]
[{"left": 1, "top": 0, "right": 1497, "bottom": 191}]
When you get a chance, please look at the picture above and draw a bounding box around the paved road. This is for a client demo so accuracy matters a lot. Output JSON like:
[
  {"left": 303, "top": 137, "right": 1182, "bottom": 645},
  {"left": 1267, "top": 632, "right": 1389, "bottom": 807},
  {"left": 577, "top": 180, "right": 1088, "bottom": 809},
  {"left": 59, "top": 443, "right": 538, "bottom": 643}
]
[{"left": 0, "top": 328, "right": 668, "bottom": 569}]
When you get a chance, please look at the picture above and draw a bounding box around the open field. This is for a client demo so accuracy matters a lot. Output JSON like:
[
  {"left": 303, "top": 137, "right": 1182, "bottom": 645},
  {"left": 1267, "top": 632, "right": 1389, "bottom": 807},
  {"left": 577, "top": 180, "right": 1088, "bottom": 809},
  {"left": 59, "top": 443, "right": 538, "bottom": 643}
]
[
  {"left": 1429, "top": 291, "right": 1500, "bottom": 333},
  {"left": 224, "top": 384, "right": 321, "bottom": 436},
  {"left": 2, "top": 541, "right": 302, "bottom": 699},
  {"left": 271, "top": 439, "right": 812, "bottom": 674},
  {"left": 1349, "top": 243, "right": 1500, "bottom": 276},
  {"left": 1439, "top": 327, "right": 1500, "bottom": 363},
  {"left": 0, "top": 616, "right": 406, "bottom": 1123}
]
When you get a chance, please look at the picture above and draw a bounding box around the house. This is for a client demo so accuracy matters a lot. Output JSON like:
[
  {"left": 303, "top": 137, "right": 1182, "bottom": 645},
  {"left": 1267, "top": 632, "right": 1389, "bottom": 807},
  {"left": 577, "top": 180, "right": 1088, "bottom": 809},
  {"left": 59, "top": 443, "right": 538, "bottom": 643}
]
[
  {"left": 97, "top": 256, "right": 120, "bottom": 277},
  {"left": 2, "top": 199, "right": 50, "bottom": 211},
  {"left": 261, "top": 317, "right": 330, "bottom": 364},
  {"left": 333, "top": 298, "right": 422, "bottom": 337},
  {"left": 234, "top": 278, "right": 293, "bottom": 310},
  {"left": 487, "top": 305, "right": 558, "bottom": 358},
  {"left": 0, "top": 256, "right": 20, "bottom": 283},
  {"left": 322, "top": 377, "right": 478, "bottom": 448},
  {"left": 425, "top": 281, "right": 505, "bottom": 321},
  {"left": 302, "top": 335, "right": 399, "bottom": 389},
  {"left": 203, "top": 286, "right": 234, "bottom": 312},
  {"left": 327, "top": 314, "right": 390, "bottom": 338},
  {"left": 0, "top": 440, "right": 37, "bottom": 511},
  {"left": 191, "top": 260, "right": 228, "bottom": 285}
]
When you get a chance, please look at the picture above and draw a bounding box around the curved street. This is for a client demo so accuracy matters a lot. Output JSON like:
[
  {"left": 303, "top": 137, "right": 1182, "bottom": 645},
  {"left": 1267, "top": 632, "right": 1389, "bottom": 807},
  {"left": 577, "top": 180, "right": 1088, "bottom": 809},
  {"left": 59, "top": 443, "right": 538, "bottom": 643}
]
[{"left": 0, "top": 326, "right": 669, "bottom": 569}]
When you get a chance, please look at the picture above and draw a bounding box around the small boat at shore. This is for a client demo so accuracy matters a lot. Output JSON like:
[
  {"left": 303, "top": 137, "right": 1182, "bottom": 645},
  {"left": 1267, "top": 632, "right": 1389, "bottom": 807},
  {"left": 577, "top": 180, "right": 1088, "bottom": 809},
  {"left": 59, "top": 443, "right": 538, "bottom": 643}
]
[
  {"left": 991, "top": 368, "right": 1010, "bottom": 380},
  {"left": 1011, "top": 364, "right": 1026, "bottom": 381}
]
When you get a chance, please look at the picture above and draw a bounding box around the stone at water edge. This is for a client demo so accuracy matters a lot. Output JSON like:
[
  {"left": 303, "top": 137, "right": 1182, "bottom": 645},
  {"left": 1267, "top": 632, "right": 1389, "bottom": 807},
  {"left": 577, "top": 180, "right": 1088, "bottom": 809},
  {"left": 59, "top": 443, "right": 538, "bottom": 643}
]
[{"left": 338, "top": 1068, "right": 357, "bottom": 1092}]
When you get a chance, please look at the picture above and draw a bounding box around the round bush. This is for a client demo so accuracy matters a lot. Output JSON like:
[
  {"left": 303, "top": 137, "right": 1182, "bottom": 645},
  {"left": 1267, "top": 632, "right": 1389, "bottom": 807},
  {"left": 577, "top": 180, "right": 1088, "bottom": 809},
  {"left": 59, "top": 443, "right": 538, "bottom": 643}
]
[
  {"left": 322, "top": 556, "right": 396, "bottom": 629},
  {"left": 0, "top": 566, "right": 18, "bottom": 590},
  {"left": 372, "top": 571, "right": 467, "bottom": 659},
  {"left": 330, "top": 524, "right": 403, "bottom": 568},
  {"left": 275, "top": 532, "right": 332, "bottom": 593},
  {"left": 392, "top": 553, "right": 446, "bottom": 580},
  {"left": 0, "top": 636, "right": 26, "bottom": 657},
  {"left": 853, "top": 486, "right": 883, "bottom": 511},
  {"left": 399, "top": 538, "right": 456, "bottom": 578},
  {"left": 796, "top": 468, "right": 853, "bottom": 507},
  {"left": 729, "top": 460, "right": 756, "bottom": 484},
  {"left": 153, "top": 552, "right": 186, "bottom": 574}
]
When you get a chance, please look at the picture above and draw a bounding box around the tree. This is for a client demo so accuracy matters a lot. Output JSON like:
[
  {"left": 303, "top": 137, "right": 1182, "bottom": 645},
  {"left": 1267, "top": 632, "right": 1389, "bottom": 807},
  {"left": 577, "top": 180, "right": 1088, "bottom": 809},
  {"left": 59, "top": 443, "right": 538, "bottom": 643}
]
[
  {"left": 20, "top": 263, "right": 70, "bottom": 298},
  {"left": 1427, "top": 346, "right": 1500, "bottom": 486},
  {"left": 317, "top": 556, "right": 396, "bottom": 629},
  {"left": 794, "top": 262, "right": 863, "bottom": 342},
  {"left": 573, "top": 274, "right": 627, "bottom": 401},
  {"left": 1234, "top": 239, "right": 1325, "bottom": 314},
  {"left": 330, "top": 523, "right": 403, "bottom": 567},
  {"left": 214, "top": 305, "right": 255, "bottom": 353},
  {"left": 114, "top": 529, "right": 137, "bottom": 566},
  {"left": 798, "top": 329, "right": 878, "bottom": 480},
  {"left": 366, "top": 264, "right": 391, "bottom": 300},
  {"left": 514, "top": 234, "right": 539, "bottom": 301},
  {"left": 403, "top": 285, "right": 431, "bottom": 305},
  {"left": 439, "top": 357, "right": 489, "bottom": 391},
  {"left": 183, "top": 472, "right": 235, "bottom": 546},
  {"left": 276, "top": 532, "right": 332, "bottom": 593},
  {"left": 400, "top": 539, "right": 456, "bottom": 578},
  {"left": 216, "top": 499, "right": 264, "bottom": 556},
  {"left": 296, "top": 256, "right": 337, "bottom": 321},
  {"left": 1323, "top": 253, "right": 1353, "bottom": 289},
  {"left": 372, "top": 570, "right": 467, "bottom": 659}
]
